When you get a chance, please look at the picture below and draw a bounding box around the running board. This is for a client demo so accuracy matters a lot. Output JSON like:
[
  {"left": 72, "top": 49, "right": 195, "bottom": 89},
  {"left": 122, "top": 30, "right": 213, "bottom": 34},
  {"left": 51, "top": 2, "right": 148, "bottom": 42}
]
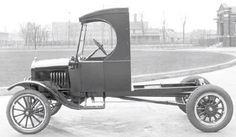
[
  {"left": 78, "top": 92, "right": 106, "bottom": 110},
  {"left": 79, "top": 105, "right": 105, "bottom": 109},
  {"left": 119, "top": 96, "right": 185, "bottom": 106}
]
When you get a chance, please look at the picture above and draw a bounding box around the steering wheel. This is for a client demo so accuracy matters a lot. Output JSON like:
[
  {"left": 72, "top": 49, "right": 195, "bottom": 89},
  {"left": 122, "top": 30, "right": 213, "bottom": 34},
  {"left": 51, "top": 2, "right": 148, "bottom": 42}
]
[
  {"left": 86, "top": 39, "right": 108, "bottom": 59},
  {"left": 93, "top": 39, "right": 107, "bottom": 55}
]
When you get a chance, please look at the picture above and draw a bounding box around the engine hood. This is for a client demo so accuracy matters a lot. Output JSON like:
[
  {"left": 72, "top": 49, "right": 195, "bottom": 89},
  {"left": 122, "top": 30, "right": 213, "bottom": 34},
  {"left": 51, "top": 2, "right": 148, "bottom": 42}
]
[{"left": 31, "top": 58, "right": 70, "bottom": 69}]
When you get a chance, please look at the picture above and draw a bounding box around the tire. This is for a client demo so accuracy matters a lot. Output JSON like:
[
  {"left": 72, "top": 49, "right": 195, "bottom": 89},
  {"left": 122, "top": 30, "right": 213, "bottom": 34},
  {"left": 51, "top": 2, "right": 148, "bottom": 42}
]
[
  {"left": 48, "top": 99, "right": 62, "bottom": 116},
  {"left": 176, "top": 76, "right": 210, "bottom": 113},
  {"left": 186, "top": 85, "right": 233, "bottom": 132},
  {"left": 6, "top": 89, "right": 51, "bottom": 134}
]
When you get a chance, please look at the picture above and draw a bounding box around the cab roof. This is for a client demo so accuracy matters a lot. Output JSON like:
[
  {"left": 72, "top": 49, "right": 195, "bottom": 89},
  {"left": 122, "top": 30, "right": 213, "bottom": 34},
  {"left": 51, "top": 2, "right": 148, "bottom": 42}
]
[
  {"left": 79, "top": 8, "right": 130, "bottom": 61},
  {"left": 79, "top": 8, "right": 128, "bottom": 23}
]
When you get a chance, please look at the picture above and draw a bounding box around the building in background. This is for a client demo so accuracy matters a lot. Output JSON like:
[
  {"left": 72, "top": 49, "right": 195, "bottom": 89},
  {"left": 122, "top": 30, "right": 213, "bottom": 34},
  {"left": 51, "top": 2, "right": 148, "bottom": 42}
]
[
  {"left": 52, "top": 22, "right": 116, "bottom": 46},
  {"left": 52, "top": 18, "right": 164, "bottom": 46},
  {"left": 1, "top": 13, "right": 188, "bottom": 48},
  {"left": 216, "top": 3, "right": 236, "bottom": 47},
  {"left": 52, "top": 22, "right": 81, "bottom": 45},
  {"left": 130, "top": 13, "right": 161, "bottom": 44},
  {"left": 0, "top": 32, "right": 24, "bottom": 48},
  {"left": 189, "top": 29, "right": 217, "bottom": 46},
  {"left": 0, "top": 32, "right": 9, "bottom": 47},
  {"left": 50, "top": 13, "right": 183, "bottom": 46}
]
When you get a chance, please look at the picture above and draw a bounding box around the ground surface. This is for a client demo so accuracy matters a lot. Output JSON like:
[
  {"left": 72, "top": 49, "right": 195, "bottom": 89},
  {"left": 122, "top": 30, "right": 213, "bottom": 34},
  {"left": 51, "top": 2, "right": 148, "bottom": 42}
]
[
  {"left": 0, "top": 49, "right": 234, "bottom": 87},
  {"left": 0, "top": 64, "right": 236, "bottom": 137}
]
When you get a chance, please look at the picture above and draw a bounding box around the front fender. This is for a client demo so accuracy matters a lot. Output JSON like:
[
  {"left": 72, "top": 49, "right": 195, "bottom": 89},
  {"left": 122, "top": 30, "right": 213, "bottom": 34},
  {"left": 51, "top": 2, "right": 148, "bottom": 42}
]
[
  {"left": 8, "top": 80, "right": 60, "bottom": 100},
  {"left": 8, "top": 80, "right": 85, "bottom": 110}
]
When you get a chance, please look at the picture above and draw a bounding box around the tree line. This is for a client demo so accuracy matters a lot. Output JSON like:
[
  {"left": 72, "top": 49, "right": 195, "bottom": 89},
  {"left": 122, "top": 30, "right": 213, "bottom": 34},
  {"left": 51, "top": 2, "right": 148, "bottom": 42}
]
[{"left": 20, "top": 22, "right": 49, "bottom": 49}]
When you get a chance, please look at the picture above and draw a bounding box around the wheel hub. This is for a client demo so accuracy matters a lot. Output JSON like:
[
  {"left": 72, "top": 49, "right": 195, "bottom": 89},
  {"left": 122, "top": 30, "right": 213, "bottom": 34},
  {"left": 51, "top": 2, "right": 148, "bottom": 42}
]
[
  {"left": 24, "top": 109, "right": 33, "bottom": 116},
  {"left": 208, "top": 106, "right": 213, "bottom": 112},
  {"left": 25, "top": 110, "right": 29, "bottom": 116},
  {"left": 204, "top": 104, "right": 217, "bottom": 116}
]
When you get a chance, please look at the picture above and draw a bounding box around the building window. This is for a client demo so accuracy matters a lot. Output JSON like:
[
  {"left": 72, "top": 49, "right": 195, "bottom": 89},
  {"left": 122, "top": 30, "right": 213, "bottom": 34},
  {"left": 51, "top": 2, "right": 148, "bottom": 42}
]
[
  {"left": 220, "top": 23, "right": 224, "bottom": 35},
  {"left": 223, "top": 13, "right": 229, "bottom": 17}
]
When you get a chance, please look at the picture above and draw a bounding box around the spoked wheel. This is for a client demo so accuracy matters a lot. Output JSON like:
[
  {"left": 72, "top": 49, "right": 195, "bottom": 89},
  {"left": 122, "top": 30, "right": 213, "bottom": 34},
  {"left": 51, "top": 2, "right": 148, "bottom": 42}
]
[
  {"left": 186, "top": 85, "right": 233, "bottom": 132},
  {"left": 176, "top": 76, "right": 210, "bottom": 113},
  {"left": 48, "top": 99, "right": 62, "bottom": 116},
  {"left": 6, "top": 89, "right": 51, "bottom": 134}
]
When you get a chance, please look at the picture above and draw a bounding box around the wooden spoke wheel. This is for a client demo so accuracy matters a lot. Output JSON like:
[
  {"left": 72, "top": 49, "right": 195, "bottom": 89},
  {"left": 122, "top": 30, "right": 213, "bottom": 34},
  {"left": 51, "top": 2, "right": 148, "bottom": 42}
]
[
  {"left": 186, "top": 85, "right": 233, "bottom": 132},
  {"left": 6, "top": 89, "right": 51, "bottom": 134}
]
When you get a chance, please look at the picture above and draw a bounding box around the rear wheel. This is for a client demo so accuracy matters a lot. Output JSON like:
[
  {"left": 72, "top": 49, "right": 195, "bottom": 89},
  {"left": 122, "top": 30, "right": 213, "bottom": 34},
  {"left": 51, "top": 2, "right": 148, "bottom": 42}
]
[
  {"left": 186, "top": 85, "right": 233, "bottom": 132},
  {"left": 176, "top": 76, "right": 210, "bottom": 113},
  {"left": 6, "top": 89, "right": 51, "bottom": 134}
]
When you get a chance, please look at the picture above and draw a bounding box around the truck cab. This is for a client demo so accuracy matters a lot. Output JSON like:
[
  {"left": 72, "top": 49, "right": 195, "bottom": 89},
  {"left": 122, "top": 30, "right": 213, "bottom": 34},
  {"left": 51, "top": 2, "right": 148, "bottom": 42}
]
[{"left": 69, "top": 8, "right": 131, "bottom": 96}]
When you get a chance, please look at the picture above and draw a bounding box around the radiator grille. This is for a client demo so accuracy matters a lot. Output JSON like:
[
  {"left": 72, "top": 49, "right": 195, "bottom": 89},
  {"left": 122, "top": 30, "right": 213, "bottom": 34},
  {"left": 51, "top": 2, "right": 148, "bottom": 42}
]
[{"left": 50, "top": 71, "right": 69, "bottom": 88}]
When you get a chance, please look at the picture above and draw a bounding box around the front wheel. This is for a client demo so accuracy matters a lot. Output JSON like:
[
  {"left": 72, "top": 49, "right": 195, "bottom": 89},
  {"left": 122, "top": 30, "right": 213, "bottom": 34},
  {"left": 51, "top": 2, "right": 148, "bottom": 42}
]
[
  {"left": 6, "top": 89, "right": 51, "bottom": 134},
  {"left": 186, "top": 85, "right": 233, "bottom": 132}
]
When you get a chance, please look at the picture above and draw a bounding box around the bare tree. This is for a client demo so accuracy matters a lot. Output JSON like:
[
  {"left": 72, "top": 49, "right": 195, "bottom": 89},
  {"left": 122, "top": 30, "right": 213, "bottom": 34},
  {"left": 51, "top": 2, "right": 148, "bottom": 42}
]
[
  {"left": 162, "top": 14, "right": 166, "bottom": 44},
  {"left": 20, "top": 24, "right": 29, "bottom": 47},
  {"left": 182, "top": 17, "right": 186, "bottom": 44},
  {"left": 20, "top": 22, "right": 49, "bottom": 49}
]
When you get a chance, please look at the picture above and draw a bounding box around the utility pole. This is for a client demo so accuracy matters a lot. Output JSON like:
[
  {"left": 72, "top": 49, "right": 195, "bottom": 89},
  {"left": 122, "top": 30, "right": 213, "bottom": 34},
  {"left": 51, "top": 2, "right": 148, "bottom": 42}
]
[
  {"left": 34, "top": 25, "right": 39, "bottom": 50},
  {"left": 141, "top": 13, "right": 145, "bottom": 35},
  {"left": 183, "top": 16, "right": 186, "bottom": 44},
  {"left": 228, "top": 8, "right": 231, "bottom": 47},
  {"left": 162, "top": 13, "right": 166, "bottom": 44},
  {"left": 51, "top": 24, "right": 54, "bottom": 47},
  {"left": 68, "top": 11, "right": 71, "bottom": 47}
]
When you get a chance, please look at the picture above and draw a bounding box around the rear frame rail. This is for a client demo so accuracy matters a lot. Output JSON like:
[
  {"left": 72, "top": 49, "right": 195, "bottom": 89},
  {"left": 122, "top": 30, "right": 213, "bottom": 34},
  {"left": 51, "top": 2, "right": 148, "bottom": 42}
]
[{"left": 133, "top": 82, "right": 196, "bottom": 89}]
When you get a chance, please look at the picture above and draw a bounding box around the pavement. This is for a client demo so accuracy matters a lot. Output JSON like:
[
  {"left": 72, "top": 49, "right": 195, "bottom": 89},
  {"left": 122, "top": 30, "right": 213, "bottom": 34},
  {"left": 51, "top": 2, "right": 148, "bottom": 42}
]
[{"left": 0, "top": 64, "right": 236, "bottom": 137}]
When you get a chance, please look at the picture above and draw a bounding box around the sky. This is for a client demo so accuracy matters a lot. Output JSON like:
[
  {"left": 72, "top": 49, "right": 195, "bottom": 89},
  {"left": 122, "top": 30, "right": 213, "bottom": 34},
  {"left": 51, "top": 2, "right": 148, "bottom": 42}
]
[{"left": 0, "top": 0, "right": 236, "bottom": 33}]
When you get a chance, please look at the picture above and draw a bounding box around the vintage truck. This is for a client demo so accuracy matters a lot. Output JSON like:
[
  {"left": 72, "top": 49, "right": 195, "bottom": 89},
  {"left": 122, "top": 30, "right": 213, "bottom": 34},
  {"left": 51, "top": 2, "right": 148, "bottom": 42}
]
[{"left": 7, "top": 8, "right": 233, "bottom": 134}]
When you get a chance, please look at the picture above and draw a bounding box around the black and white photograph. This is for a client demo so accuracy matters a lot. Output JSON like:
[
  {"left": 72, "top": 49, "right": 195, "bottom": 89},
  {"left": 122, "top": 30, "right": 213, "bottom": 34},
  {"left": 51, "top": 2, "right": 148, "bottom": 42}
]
[{"left": 0, "top": 0, "right": 235, "bottom": 136}]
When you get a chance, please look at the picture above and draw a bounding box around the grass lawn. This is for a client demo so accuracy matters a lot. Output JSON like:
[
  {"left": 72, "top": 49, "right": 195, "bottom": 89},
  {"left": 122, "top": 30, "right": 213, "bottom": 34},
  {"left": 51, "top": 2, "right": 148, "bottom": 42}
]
[{"left": 0, "top": 49, "right": 235, "bottom": 87}]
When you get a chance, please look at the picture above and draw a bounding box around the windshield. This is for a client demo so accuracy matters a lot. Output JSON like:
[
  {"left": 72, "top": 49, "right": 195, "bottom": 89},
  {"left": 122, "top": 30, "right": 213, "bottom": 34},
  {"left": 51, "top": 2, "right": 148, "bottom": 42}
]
[{"left": 76, "top": 22, "right": 116, "bottom": 60}]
